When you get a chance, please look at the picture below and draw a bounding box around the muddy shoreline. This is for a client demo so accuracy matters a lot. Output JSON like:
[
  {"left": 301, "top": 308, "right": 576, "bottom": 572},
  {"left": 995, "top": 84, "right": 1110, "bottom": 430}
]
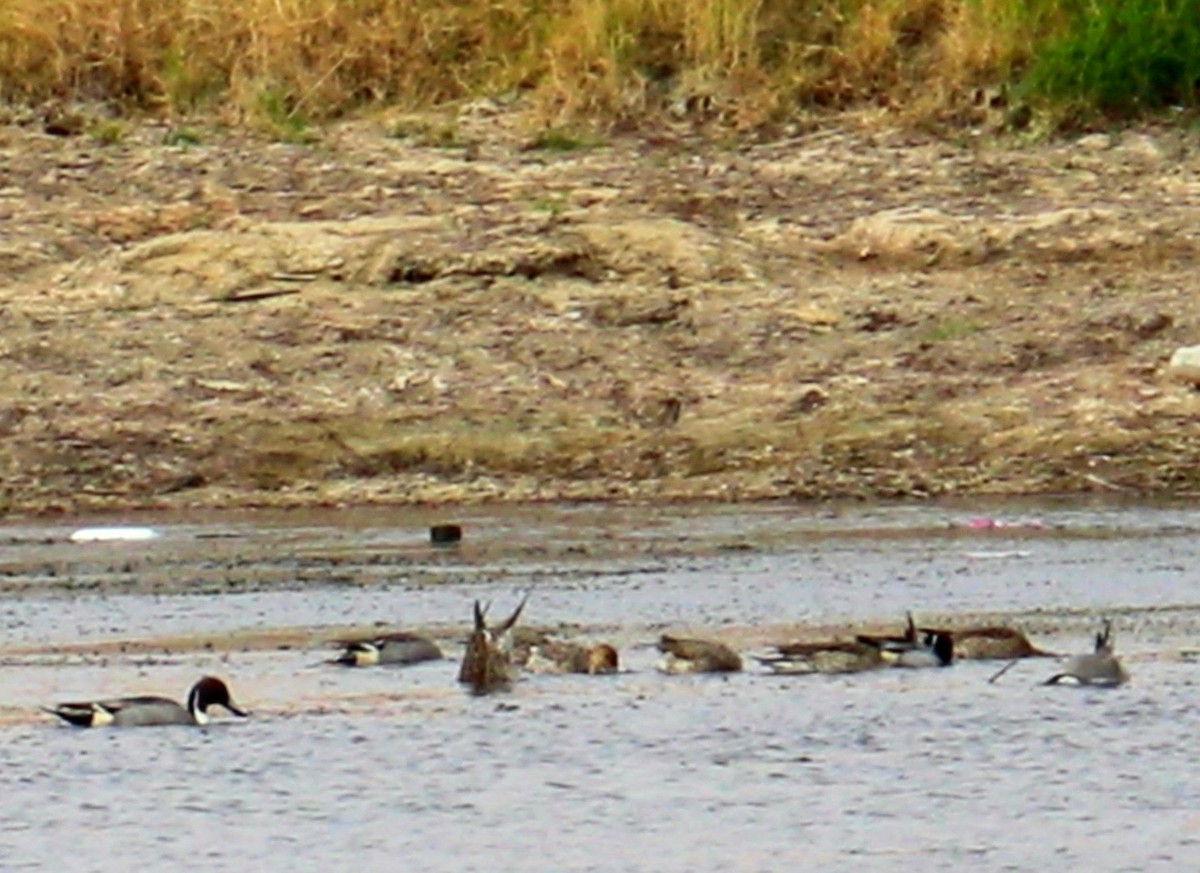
[
  {"left": 2, "top": 500, "right": 1196, "bottom": 668},
  {"left": 1, "top": 111, "right": 1199, "bottom": 515}
]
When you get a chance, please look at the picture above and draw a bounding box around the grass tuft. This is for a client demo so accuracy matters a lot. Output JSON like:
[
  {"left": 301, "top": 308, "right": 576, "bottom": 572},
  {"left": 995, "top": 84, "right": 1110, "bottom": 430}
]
[
  {"left": 89, "top": 119, "right": 125, "bottom": 145},
  {"left": 254, "top": 88, "right": 317, "bottom": 144},
  {"left": 920, "top": 317, "right": 982, "bottom": 343},
  {"left": 162, "top": 125, "right": 202, "bottom": 146},
  {"left": 526, "top": 127, "right": 605, "bottom": 152}
]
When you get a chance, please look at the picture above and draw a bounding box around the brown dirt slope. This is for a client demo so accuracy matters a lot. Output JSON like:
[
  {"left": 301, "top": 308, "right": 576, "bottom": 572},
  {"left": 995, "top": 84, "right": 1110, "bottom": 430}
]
[{"left": 1, "top": 109, "right": 1199, "bottom": 513}]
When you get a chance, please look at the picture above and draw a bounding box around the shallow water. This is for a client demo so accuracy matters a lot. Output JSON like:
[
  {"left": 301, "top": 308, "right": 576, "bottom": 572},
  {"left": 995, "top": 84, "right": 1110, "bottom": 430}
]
[{"left": 2, "top": 499, "right": 1199, "bottom": 870}]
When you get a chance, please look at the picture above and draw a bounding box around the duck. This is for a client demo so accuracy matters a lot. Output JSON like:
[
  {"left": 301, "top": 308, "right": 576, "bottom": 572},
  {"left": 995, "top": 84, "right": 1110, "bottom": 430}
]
[
  {"left": 657, "top": 635, "right": 743, "bottom": 674},
  {"left": 509, "top": 626, "right": 558, "bottom": 667},
  {"left": 916, "top": 624, "right": 1052, "bottom": 660},
  {"left": 856, "top": 622, "right": 955, "bottom": 668},
  {"left": 42, "top": 676, "right": 248, "bottom": 728},
  {"left": 524, "top": 641, "right": 620, "bottom": 675},
  {"left": 854, "top": 611, "right": 919, "bottom": 649},
  {"left": 1044, "top": 619, "right": 1129, "bottom": 687},
  {"left": 331, "top": 631, "right": 443, "bottom": 667},
  {"left": 884, "top": 631, "right": 955, "bottom": 668},
  {"left": 458, "top": 596, "right": 527, "bottom": 694},
  {"left": 757, "top": 639, "right": 885, "bottom": 675}
]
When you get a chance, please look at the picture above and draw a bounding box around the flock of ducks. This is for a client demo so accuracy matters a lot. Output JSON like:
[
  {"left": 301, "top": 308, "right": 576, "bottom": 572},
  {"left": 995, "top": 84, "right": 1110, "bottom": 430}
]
[{"left": 40, "top": 602, "right": 1130, "bottom": 729}]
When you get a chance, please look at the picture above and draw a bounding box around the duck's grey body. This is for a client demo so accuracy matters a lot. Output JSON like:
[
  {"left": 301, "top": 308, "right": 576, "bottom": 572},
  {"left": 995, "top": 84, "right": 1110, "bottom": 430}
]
[
  {"left": 855, "top": 612, "right": 919, "bottom": 650},
  {"left": 1045, "top": 620, "right": 1129, "bottom": 687},
  {"left": 72, "top": 696, "right": 195, "bottom": 727},
  {"left": 857, "top": 628, "right": 955, "bottom": 668},
  {"left": 758, "top": 640, "right": 884, "bottom": 675},
  {"left": 887, "top": 632, "right": 954, "bottom": 668},
  {"left": 334, "top": 633, "right": 443, "bottom": 667},
  {"left": 44, "top": 676, "right": 248, "bottom": 728}
]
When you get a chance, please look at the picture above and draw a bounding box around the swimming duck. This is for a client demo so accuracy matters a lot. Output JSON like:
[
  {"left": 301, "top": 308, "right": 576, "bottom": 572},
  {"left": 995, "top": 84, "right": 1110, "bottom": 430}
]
[
  {"left": 657, "top": 635, "right": 743, "bottom": 674},
  {"left": 757, "top": 639, "right": 885, "bottom": 675},
  {"left": 331, "top": 631, "right": 443, "bottom": 667},
  {"left": 458, "top": 596, "right": 527, "bottom": 694},
  {"left": 43, "top": 676, "right": 248, "bottom": 728},
  {"left": 1044, "top": 619, "right": 1129, "bottom": 687},
  {"left": 887, "top": 631, "right": 955, "bottom": 668},
  {"left": 525, "top": 641, "right": 620, "bottom": 675},
  {"left": 917, "top": 624, "right": 1052, "bottom": 660},
  {"left": 856, "top": 626, "right": 955, "bottom": 668}
]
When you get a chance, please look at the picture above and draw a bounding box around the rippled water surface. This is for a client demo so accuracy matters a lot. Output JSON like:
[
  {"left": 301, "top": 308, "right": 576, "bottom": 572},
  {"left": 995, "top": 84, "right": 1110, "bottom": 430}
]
[{"left": 2, "top": 499, "right": 1199, "bottom": 871}]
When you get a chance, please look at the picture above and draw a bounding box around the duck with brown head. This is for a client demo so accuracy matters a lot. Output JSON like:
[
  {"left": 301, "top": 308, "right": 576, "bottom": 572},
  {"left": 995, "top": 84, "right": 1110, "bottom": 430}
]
[
  {"left": 916, "top": 623, "right": 1052, "bottom": 660},
  {"left": 525, "top": 641, "right": 620, "bottom": 675},
  {"left": 458, "top": 595, "right": 527, "bottom": 694},
  {"left": 656, "top": 635, "right": 743, "bottom": 674}
]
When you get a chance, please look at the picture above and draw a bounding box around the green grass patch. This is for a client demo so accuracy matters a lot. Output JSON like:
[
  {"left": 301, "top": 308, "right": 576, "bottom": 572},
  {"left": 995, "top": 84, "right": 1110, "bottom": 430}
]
[
  {"left": 255, "top": 89, "right": 318, "bottom": 144},
  {"left": 89, "top": 120, "right": 126, "bottom": 145},
  {"left": 920, "top": 317, "right": 982, "bottom": 343},
  {"left": 387, "top": 117, "right": 468, "bottom": 148},
  {"left": 525, "top": 128, "right": 605, "bottom": 152},
  {"left": 530, "top": 194, "right": 570, "bottom": 216},
  {"left": 162, "top": 126, "right": 202, "bottom": 146},
  {"left": 1022, "top": 0, "right": 1200, "bottom": 116}
]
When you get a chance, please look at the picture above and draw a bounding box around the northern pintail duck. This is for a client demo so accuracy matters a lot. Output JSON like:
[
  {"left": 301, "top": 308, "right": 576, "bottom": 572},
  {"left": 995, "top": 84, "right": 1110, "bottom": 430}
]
[
  {"left": 856, "top": 624, "right": 955, "bottom": 668},
  {"left": 458, "top": 596, "right": 527, "bottom": 694},
  {"left": 917, "top": 624, "right": 1052, "bottom": 660},
  {"left": 854, "top": 611, "right": 919, "bottom": 650},
  {"left": 43, "top": 676, "right": 248, "bottom": 728},
  {"left": 332, "top": 631, "right": 443, "bottom": 667},
  {"left": 510, "top": 626, "right": 557, "bottom": 666},
  {"left": 657, "top": 635, "right": 743, "bottom": 674},
  {"left": 1044, "top": 619, "right": 1129, "bottom": 687},
  {"left": 525, "top": 641, "right": 620, "bottom": 675},
  {"left": 887, "top": 631, "right": 954, "bottom": 668},
  {"left": 757, "top": 639, "right": 885, "bottom": 675}
]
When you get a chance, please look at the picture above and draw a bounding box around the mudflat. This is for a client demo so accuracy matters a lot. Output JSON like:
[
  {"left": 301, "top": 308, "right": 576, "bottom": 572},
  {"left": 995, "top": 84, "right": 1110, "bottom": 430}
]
[{"left": 2, "top": 109, "right": 1198, "bottom": 514}]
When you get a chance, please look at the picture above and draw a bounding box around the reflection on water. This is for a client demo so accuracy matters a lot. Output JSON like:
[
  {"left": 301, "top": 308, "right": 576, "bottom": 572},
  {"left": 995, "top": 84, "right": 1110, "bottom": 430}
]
[{"left": 1, "top": 499, "right": 1199, "bottom": 870}]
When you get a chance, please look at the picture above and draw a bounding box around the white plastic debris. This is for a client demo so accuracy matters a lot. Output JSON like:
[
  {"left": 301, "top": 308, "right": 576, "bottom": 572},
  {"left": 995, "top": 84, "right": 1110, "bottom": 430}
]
[
  {"left": 1167, "top": 345, "right": 1200, "bottom": 385},
  {"left": 68, "top": 526, "right": 161, "bottom": 543}
]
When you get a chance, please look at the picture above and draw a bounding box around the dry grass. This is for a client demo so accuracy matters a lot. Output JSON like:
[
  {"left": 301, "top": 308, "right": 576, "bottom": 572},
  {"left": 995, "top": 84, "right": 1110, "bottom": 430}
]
[
  {"left": 0, "top": 0, "right": 1061, "bottom": 127},
  {"left": 227, "top": 416, "right": 641, "bottom": 487}
]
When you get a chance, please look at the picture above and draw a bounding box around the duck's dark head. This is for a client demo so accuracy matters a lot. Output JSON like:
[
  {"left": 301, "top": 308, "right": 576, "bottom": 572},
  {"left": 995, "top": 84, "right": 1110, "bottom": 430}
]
[
  {"left": 188, "top": 676, "right": 249, "bottom": 721},
  {"left": 931, "top": 632, "right": 954, "bottom": 666},
  {"left": 335, "top": 641, "right": 380, "bottom": 667}
]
